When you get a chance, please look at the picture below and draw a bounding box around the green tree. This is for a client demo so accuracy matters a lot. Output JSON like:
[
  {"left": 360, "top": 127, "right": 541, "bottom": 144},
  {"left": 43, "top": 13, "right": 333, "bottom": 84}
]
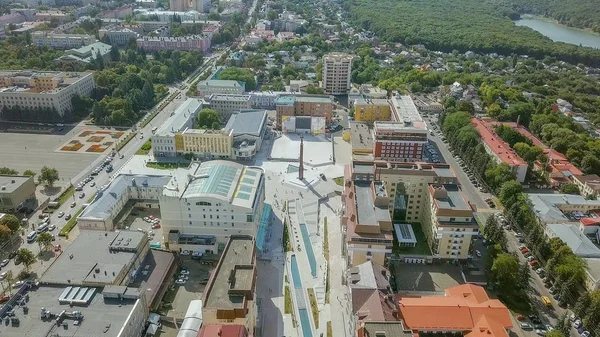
[
  {"left": 545, "top": 331, "right": 565, "bottom": 337},
  {"left": 490, "top": 253, "right": 520, "bottom": 293},
  {"left": 0, "top": 167, "right": 18, "bottom": 175},
  {"left": 196, "top": 108, "right": 221, "bottom": 129},
  {"left": 36, "top": 232, "right": 53, "bottom": 252},
  {"left": 0, "top": 225, "right": 10, "bottom": 241},
  {"left": 39, "top": 166, "right": 59, "bottom": 186},
  {"left": 267, "top": 10, "right": 278, "bottom": 21},
  {"left": 305, "top": 85, "right": 325, "bottom": 94},
  {"left": 23, "top": 170, "right": 36, "bottom": 177},
  {"left": 484, "top": 216, "right": 506, "bottom": 247},
  {"left": 15, "top": 248, "right": 36, "bottom": 271},
  {"left": 498, "top": 180, "right": 523, "bottom": 206},
  {"left": 218, "top": 67, "right": 257, "bottom": 91},
  {"left": 559, "top": 183, "right": 580, "bottom": 195},
  {"left": 0, "top": 214, "right": 21, "bottom": 232}
]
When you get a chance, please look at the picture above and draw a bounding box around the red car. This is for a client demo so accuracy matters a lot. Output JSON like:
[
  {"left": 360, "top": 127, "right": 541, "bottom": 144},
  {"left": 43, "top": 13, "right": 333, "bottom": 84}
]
[
  {"left": 54, "top": 244, "right": 62, "bottom": 252},
  {"left": 0, "top": 295, "right": 10, "bottom": 303},
  {"left": 151, "top": 223, "right": 161, "bottom": 229}
]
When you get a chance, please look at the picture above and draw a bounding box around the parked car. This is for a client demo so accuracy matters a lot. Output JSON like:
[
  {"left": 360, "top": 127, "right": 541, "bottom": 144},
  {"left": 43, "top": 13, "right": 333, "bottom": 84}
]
[
  {"left": 582, "top": 331, "right": 591, "bottom": 337},
  {"left": 181, "top": 250, "right": 191, "bottom": 256},
  {"left": 574, "top": 320, "right": 582, "bottom": 329},
  {"left": 65, "top": 214, "right": 72, "bottom": 220},
  {"left": 175, "top": 278, "right": 186, "bottom": 285},
  {"left": 70, "top": 201, "right": 76, "bottom": 208},
  {"left": 48, "top": 224, "right": 56, "bottom": 231},
  {"left": 0, "top": 272, "right": 7, "bottom": 280},
  {"left": 0, "top": 259, "right": 8, "bottom": 267},
  {"left": 57, "top": 212, "right": 65, "bottom": 218},
  {"left": 521, "top": 323, "right": 533, "bottom": 330}
]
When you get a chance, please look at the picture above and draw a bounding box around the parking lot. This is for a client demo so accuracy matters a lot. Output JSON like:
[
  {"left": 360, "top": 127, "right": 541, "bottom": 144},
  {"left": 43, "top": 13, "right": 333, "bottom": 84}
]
[
  {"left": 164, "top": 258, "right": 214, "bottom": 319},
  {"left": 116, "top": 206, "right": 164, "bottom": 243},
  {"left": 392, "top": 263, "right": 464, "bottom": 293},
  {"left": 0, "top": 126, "right": 104, "bottom": 187}
]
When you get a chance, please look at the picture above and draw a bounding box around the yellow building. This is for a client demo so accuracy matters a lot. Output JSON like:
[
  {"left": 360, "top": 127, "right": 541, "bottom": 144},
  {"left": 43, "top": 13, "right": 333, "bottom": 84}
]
[
  {"left": 350, "top": 161, "right": 458, "bottom": 222},
  {"left": 354, "top": 98, "right": 391, "bottom": 122},
  {"left": 422, "top": 184, "right": 478, "bottom": 260},
  {"left": 178, "top": 129, "right": 233, "bottom": 159}
]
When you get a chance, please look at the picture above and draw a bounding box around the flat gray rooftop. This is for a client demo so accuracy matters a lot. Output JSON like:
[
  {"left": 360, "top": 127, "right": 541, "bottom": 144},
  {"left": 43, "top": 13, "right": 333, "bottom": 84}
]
[
  {"left": 433, "top": 184, "right": 470, "bottom": 211},
  {"left": 353, "top": 163, "right": 373, "bottom": 174},
  {"left": 205, "top": 236, "right": 255, "bottom": 309},
  {"left": 432, "top": 166, "right": 455, "bottom": 178},
  {"left": 350, "top": 122, "right": 373, "bottom": 150},
  {"left": 0, "top": 175, "right": 32, "bottom": 193},
  {"left": 41, "top": 231, "right": 147, "bottom": 286},
  {"left": 1, "top": 286, "right": 139, "bottom": 337},
  {"left": 225, "top": 109, "right": 267, "bottom": 135},
  {"left": 354, "top": 181, "right": 390, "bottom": 225}
]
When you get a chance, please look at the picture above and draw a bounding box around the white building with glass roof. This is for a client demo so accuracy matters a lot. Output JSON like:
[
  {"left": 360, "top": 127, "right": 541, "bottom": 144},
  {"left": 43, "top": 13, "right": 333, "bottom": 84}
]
[{"left": 160, "top": 160, "right": 265, "bottom": 252}]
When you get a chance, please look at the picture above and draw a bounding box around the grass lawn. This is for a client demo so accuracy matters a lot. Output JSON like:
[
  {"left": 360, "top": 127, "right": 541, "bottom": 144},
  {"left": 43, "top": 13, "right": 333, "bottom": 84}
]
[
  {"left": 146, "top": 162, "right": 189, "bottom": 170},
  {"left": 392, "top": 222, "right": 432, "bottom": 255},
  {"left": 333, "top": 177, "right": 344, "bottom": 186},
  {"left": 308, "top": 288, "right": 319, "bottom": 328},
  {"left": 58, "top": 207, "right": 83, "bottom": 237},
  {"left": 284, "top": 285, "right": 292, "bottom": 314},
  {"left": 57, "top": 186, "right": 74, "bottom": 206},
  {"left": 136, "top": 140, "right": 152, "bottom": 155}
]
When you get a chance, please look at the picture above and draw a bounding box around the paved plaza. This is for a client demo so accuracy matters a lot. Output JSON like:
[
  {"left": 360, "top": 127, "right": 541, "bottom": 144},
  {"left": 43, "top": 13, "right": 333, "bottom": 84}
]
[
  {"left": 270, "top": 133, "right": 334, "bottom": 166},
  {"left": 0, "top": 126, "right": 109, "bottom": 187}
]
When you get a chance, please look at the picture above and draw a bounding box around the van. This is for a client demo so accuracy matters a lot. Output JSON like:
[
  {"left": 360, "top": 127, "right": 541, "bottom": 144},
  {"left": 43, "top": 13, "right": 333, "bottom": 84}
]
[
  {"left": 541, "top": 296, "right": 552, "bottom": 307},
  {"left": 27, "top": 231, "right": 37, "bottom": 243},
  {"left": 37, "top": 222, "right": 49, "bottom": 233}
]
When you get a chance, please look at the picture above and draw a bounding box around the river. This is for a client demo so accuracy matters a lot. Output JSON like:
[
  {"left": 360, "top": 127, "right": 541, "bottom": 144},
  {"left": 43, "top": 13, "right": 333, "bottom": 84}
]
[{"left": 515, "top": 17, "right": 600, "bottom": 49}]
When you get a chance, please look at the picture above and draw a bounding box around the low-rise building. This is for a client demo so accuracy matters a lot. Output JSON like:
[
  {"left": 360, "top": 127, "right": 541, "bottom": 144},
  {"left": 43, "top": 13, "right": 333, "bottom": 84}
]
[
  {"left": 0, "top": 175, "right": 36, "bottom": 213},
  {"left": 55, "top": 42, "right": 112, "bottom": 66},
  {"left": 35, "top": 11, "right": 69, "bottom": 22},
  {"left": 275, "top": 94, "right": 334, "bottom": 129},
  {"left": 136, "top": 35, "right": 211, "bottom": 52},
  {"left": 225, "top": 109, "right": 268, "bottom": 159},
  {"left": 0, "top": 70, "right": 95, "bottom": 117},
  {"left": 197, "top": 79, "right": 245, "bottom": 98},
  {"left": 398, "top": 284, "right": 513, "bottom": 337},
  {"left": 373, "top": 120, "right": 427, "bottom": 162},
  {"left": 528, "top": 193, "right": 600, "bottom": 225},
  {"left": 354, "top": 98, "right": 391, "bottom": 122},
  {"left": 202, "top": 235, "right": 256, "bottom": 332},
  {"left": 471, "top": 117, "right": 527, "bottom": 183},
  {"left": 350, "top": 261, "right": 397, "bottom": 331},
  {"left": 545, "top": 223, "right": 600, "bottom": 258},
  {"left": 77, "top": 175, "right": 172, "bottom": 230},
  {"left": 572, "top": 174, "right": 600, "bottom": 197},
  {"left": 179, "top": 128, "right": 233, "bottom": 159},
  {"left": 209, "top": 94, "right": 251, "bottom": 121},
  {"left": 583, "top": 258, "right": 600, "bottom": 292},
  {"left": 161, "top": 161, "right": 265, "bottom": 248},
  {"left": 152, "top": 98, "right": 201, "bottom": 158},
  {"left": 32, "top": 32, "right": 96, "bottom": 49},
  {"left": 198, "top": 324, "right": 249, "bottom": 337},
  {"left": 422, "top": 183, "right": 477, "bottom": 260},
  {"left": 99, "top": 27, "right": 140, "bottom": 46},
  {"left": 248, "top": 91, "right": 286, "bottom": 108}
]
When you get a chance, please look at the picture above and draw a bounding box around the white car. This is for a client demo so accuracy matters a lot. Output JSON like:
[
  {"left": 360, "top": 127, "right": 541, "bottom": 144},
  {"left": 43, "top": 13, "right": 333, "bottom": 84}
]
[
  {"left": 57, "top": 212, "right": 65, "bottom": 218},
  {"left": 48, "top": 224, "right": 56, "bottom": 231},
  {"left": 475, "top": 250, "right": 482, "bottom": 258},
  {"left": 0, "top": 259, "right": 8, "bottom": 267},
  {"left": 12, "top": 281, "right": 24, "bottom": 288},
  {"left": 535, "top": 329, "right": 546, "bottom": 336},
  {"left": 574, "top": 320, "right": 582, "bottom": 329},
  {"left": 175, "top": 278, "right": 187, "bottom": 285},
  {"left": 143, "top": 217, "right": 151, "bottom": 222},
  {"left": 180, "top": 270, "right": 190, "bottom": 276},
  {"left": 0, "top": 272, "right": 7, "bottom": 280},
  {"left": 179, "top": 274, "right": 189, "bottom": 281},
  {"left": 181, "top": 250, "right": 191, "bottom": 256},
  {"left": 582, "top": 331, "right": 590, "bottom": 337}
]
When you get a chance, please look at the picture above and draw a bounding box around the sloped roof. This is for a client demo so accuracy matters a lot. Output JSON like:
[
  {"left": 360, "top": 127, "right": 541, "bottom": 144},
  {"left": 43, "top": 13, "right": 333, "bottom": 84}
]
[
  {"left": 398, "top": 284, "right": 512, "bottom": 335},
  {"left": 546, "top": 223, "right": 600, "bottom": 257}
]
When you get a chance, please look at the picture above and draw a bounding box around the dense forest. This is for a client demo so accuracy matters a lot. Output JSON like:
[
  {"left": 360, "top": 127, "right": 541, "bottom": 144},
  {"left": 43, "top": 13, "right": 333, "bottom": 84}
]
[
  {"left": 343, "top": 0, "right": 600, "bottom": 66},
  {"left": 503, "top": 0, "right": 600, "bottom": 32}
]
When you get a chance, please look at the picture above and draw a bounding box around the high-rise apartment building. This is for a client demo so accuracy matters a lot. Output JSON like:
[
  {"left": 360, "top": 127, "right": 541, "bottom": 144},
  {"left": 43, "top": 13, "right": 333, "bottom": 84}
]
[{"left": 321, "top": 52, "right": 353, "bottom": 95}]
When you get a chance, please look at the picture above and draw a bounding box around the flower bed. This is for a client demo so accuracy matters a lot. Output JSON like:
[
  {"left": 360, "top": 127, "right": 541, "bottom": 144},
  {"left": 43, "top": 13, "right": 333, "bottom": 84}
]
[
  {"left": 61, "top": 141, "right": 83, "bottom": 151},
  {"left": 79, "top": 131, "right": 92, "bottom": 137},
  {"left": 111, "top": 132, "right": 125, "bottom": 139},
  {"left": 86, "top": 135, "right": 105, "bottom": 142},
  {"left": 86, "top": 144, "right": 106, "bottom": 153}
]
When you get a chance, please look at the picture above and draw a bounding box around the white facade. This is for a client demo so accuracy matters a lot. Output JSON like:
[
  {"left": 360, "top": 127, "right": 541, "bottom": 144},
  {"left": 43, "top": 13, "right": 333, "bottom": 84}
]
[
  {"left": 152, "top": 98, "right": 201, "bottom": 158},
  {"left": 209, "top": 94, "right": 251, "bottom": 121},
  {"left": 99, "top": 28, "right": 140, "bottom": 46},
  {"left": 197, "top": 80, "right": 245, "bottom": 98},
  {"left": 0, "top": 71, "right": 95, "bottom": 116},
  {"left": 249, "top": 91, "right": 286, "bottom": 108},
  {"left": 32, "top": 32, "right": 96, "bottom": 49},
  {"left": 161, "top": 161, "right": 265, "bottom": 248},
  {"left": 322, "top": 52, "right": 353, "bottom": 95}
]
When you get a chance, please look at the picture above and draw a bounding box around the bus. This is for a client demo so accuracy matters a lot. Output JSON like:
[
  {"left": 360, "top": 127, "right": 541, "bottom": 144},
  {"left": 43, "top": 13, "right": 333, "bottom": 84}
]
[{"left": 541, "top": 296, "right": 552, "bottom": 307}]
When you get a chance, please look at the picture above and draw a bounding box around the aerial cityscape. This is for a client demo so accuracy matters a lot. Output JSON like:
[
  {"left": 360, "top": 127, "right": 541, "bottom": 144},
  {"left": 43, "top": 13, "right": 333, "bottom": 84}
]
[{"left": 0, "top": 0, "right": 600, "bottom": 337}]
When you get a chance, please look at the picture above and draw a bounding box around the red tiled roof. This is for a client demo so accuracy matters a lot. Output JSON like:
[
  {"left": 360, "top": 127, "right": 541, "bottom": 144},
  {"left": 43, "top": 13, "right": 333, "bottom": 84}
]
[
  {"left": 198, "top": 324, "right": 248, "bottom": 337},
  {"left": 471, "top": 118, "right": 526, "bottom": 167},
  {"left": 398, "top": 284, "right": 512, "bottom": 337},
  {"left": 581, "top": 217, "right": 600, "bottom": 227}
]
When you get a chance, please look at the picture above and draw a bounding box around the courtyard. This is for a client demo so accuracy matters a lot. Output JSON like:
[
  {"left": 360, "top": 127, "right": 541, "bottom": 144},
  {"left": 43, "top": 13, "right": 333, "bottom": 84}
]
[{"left": 391, "top": 263, "right": 464, "bottom": 293}]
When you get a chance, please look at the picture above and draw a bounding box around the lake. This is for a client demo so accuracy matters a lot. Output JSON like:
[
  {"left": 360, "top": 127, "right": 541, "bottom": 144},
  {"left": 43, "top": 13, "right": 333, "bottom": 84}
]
[{"left": 515, "top": 17, "right": 600, "bottom": 49}]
